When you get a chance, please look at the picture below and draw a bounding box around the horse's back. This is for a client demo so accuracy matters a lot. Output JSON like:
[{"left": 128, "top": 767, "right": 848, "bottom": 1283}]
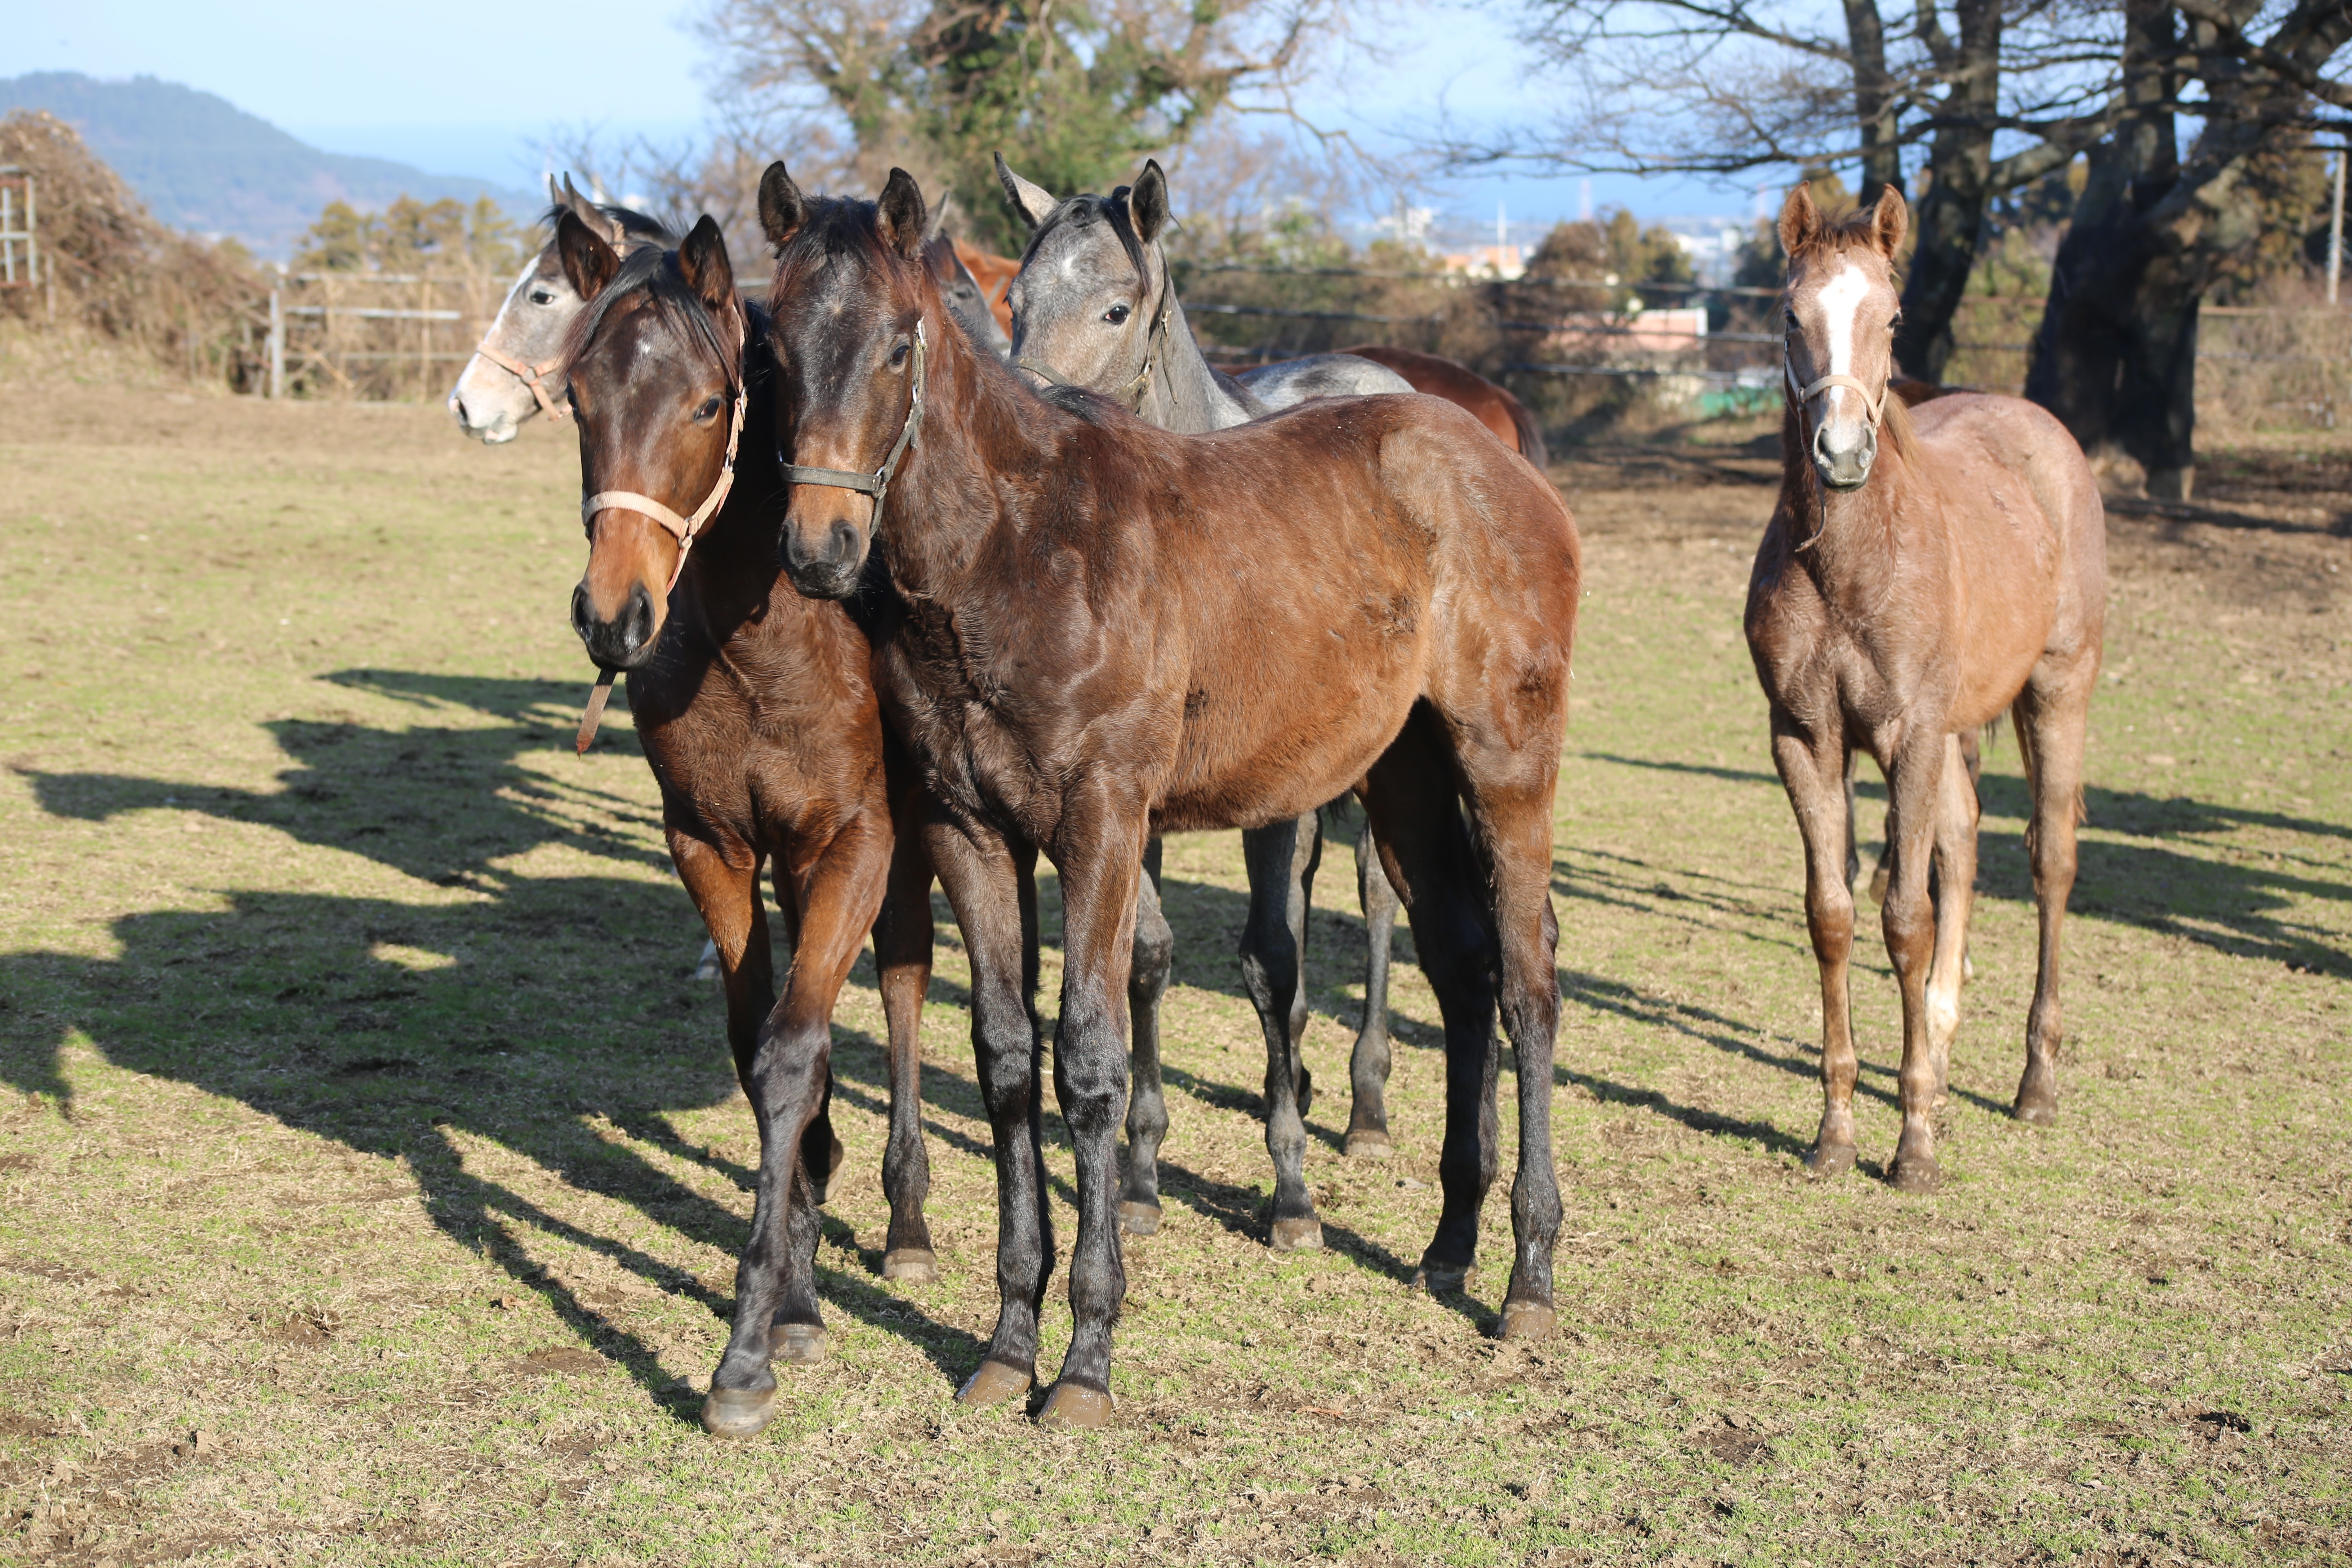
[{"left": 1235, "top": 354, "right": 1416, "bottom": 409}]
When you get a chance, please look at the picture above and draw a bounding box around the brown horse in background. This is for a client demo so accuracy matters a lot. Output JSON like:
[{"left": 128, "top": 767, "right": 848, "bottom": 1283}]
[
  {"left": 761, "top": 165, "right": 1581, "bottom": 1428},
  {"left": 553, "top": 214, "right": 943, "bottom": 1437},
  {"left": 1326, "top": 343, "right": 1549, "bottom": 467},
  {"left": 1746, "top": 184, "right": 2105, "bottom": 1192},
  {"left": 951, "top": 238, "right": 1018, "bottom": 337}
]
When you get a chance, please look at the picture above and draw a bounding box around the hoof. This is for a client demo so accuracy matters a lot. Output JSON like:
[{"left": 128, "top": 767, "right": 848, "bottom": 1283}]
[
  {"left": 1270, "top": 1216, "right": 1323, "bottom": 1253},
  {"left": 1804, "top": 1141, "right": 1857, "bottom": 1178},
  {"left": 2012, "top": 1097, "right": 2056, "bottom": 1127},
  {"left": 701, "top": 1383, "right": 777, "bottom": 1440},
  {"left": 1038, "top": 1382, "right": 1114, "bottom": 1430},
  {"left": 768, "top": 1321, "right": 829, "bottom": 1364},
  {"left": 1342, "top": 1129, "right": 1392, "bottom": 1160},
  {"left": 955, "top": 1358, "right": 1033, "bottom": 1408},
  {"left": 1412, "top": 1263, "right": 1474, "bottom": 1295},
  {"left": 1498, "top": 1300, "right": 1557, "bottom": 1341},
  {"left": 1118, "top": 1201, "right": 1162, "bottom": 1236},
  {"left": 1886, "top": 1153, "right": 1941, "bottom": 1194},
  {"left": 882, "top": 1247, "right": 938, "bottom": 1283}
]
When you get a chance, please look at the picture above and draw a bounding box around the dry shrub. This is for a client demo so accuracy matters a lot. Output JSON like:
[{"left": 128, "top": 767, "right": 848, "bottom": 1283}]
[{"left": 0, "top": 109, "right": 267, "bottom": 388}]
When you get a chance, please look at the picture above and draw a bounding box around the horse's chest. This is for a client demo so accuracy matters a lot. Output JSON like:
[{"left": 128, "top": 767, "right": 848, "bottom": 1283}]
[
  {"left": 881, "top": 617, "right": 1093, "bottom": 839},
  {"left": 637, "top": 648, "right": 878, "bottom": 842}
]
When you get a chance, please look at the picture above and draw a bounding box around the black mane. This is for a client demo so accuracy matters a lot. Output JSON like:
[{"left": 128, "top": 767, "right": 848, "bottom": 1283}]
[{"left": 563, "top": 244, "right": 746, "bottom": 391}]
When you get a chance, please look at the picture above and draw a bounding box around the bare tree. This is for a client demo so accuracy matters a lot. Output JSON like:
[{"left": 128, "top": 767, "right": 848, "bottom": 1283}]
[{"left": 696, "top": 0, "right": 1369, "bottom": 250}]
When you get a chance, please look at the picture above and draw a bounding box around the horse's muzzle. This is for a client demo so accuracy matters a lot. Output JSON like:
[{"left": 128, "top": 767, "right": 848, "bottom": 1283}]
[
  {"left": 779, "top": 517, "right": 868, "bottom": 601},
  {"left": 572, "top": 579, "right": 658, "bottom": 668},
  {"left": 1812, "top": 419, "right": 1876, "bottom": 491}
]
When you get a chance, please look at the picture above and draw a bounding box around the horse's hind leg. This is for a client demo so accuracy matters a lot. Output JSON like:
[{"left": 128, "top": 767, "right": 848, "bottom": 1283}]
[
  {"left": 873, "top": 795, "right": 937, "bottom": 1282},
  {"left": 1120, "top": 837, "right": 1174, "bottom": 1234},
  {"left": 1359, "top": 710, "right": 1501, "bottom": 1297},
  {"left": 1237, "top": 814, "right": 1325, "bottom": 1252},
  {"left": 1345, "top": 813, "right": 1400, "bottom": 1159},
  {"left": 1924, "top": 733, "right": 1981, "bottom": 1108},
  {"left": 1771, "top": 716, "right": 1860, "bottom": 1176},
  {"left": 2011, "top": 668, "right": 2092, "bottom": 1125}
]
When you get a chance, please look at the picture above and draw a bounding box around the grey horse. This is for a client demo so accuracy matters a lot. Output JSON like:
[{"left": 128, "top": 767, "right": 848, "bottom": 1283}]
[{"left": 996, "top": 153, "right": 1417, "bottom": 1261}]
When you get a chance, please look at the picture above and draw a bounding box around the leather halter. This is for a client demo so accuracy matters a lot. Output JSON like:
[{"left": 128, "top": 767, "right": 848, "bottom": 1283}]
[
  {"left": 573, "top": 313, "right": 748, "bottom": 755},
  {"left": 1016, "top": 263, "right": 1172, "bottom": 411},
  {"left": 472, "top": 339, "right": 570, "bottom": 423},
  {"left": 782, "top": 319, "right": 927, "bottom": 536}
]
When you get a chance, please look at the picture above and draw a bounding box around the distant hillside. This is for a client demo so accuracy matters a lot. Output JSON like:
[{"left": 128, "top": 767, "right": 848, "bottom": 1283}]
[{"left": 0, "top": 73, "right": 536, "bottom": 257}]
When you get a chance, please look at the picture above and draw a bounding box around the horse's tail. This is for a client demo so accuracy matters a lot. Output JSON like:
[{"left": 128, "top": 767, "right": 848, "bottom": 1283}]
[{"left": 1503, "top": 386, "right": 1550, "bottom": 470}]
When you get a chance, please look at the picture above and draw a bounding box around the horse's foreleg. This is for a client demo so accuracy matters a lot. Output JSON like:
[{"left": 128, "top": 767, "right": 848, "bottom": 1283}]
[
  {"left": 1120, "top": 838, "right": 1173, "bottom": 1234},
  {"left": 702, "top": 808, "right": 892, "bottom": 1440},
  {"left": 1346, "top": 811, "right": 1400, "bottom": 1159},
  {"left": 930, "top": 818, "right": 1050, "bottom": 1410},
  {"left": 874, "top": 791, "right": 937, "bottom": 1281},
  {"left": 1040, "top": 808, "right": 1146, "bottom": 1429},
  {"left": 2013, "top": 670, "right": 2091, "bottom": 1126},
  {"left": 1771, "top": 719, "right": 1859, "bottom": 1177},
  {"left": 668, "top": 831, "right": 773, "bottom": 1089},
  {"left": 1925, "top": 733, "right": 1981, "bottom": 1107},
  {"left": 1361, "top": 713, "right": 1501, "bottom": 1296},
  {"left": 1879, "top": 729, "right": 1947, "bottom": 1193},
  {"left": 1238, "top": 815, "right": 1324, "bottom": 1253}
]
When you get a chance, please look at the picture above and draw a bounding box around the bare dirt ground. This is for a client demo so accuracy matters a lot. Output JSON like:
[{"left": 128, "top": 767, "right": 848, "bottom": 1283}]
[{"left": 0, "top": 384, "right": 2347, "bottom": 1566}]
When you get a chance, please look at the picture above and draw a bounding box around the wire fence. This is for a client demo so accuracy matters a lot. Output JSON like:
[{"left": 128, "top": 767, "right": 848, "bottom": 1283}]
[
  {"left": 1165, "top": 261, "right": 2352, "bottom": 432},
  {"left": 259, "top": 270, "right": 508, "bottom": 402}
]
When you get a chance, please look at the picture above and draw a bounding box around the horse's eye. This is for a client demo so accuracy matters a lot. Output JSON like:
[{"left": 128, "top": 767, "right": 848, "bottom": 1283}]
[
  {"left": 890, "top": 341, "right": 911, "bottom": 368},
  {"left": 1105, "top": 303, "right": 1133, "bottom": 326},
  {"left": 696, "top": 395, "right": 723, "bottom": 421},
  {"left": 529, "top": 290, "right": 556, "bottom": 306},
  {"left": 1784, "top": 310, "right": 1799, "bottom": 328}
]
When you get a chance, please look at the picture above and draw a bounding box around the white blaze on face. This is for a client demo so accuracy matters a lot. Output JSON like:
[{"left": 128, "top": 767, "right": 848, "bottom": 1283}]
[{"left": 1816, "top": 260, "right": 1873, "bottom": 423}]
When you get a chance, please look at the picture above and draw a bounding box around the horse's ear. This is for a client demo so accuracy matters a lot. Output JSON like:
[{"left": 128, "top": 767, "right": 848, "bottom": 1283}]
[
  {"left": 1130, "top": 159, "right": 1170, "bottom": 245},
  {"left": 547, "top": 172, "right": 564, "bottom": 209},
  {"left": 1778, "top": 182, "right": 1822, "bottom": 259},
  {"left": 1869, "top": 185, "right": 1909, "bottom": 260},
  {"left": 877, "top": 167, "right": 928, "bottom": 261},
  {"left": 923, "top": 189, "right": 958, "bottom": 247},
  {"left": 759, "top": 161, "right": 806, "bottom": 254},
  {"left": 994, "top": 153, "right": 1057, "bottom": 230},
  {"left": 560, "top": 173, "right": 623, "bottom": 247},
  {"left": 557, "top": 208, "right": 620, "bottom": 302},
  {"left": 677, "top": 214, "right": 735, "bottom": 317}
]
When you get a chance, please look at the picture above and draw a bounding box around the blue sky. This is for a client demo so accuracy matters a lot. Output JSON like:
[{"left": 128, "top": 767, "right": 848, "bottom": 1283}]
[{"left": 8, "top": 0, "right": 1762, "bottom": 228}]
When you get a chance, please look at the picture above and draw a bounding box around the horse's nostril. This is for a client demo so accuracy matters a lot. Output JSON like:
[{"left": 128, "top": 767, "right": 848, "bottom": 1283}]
[
  {"left": 624, "top": 584, "right": 655, "bottom": 652},
  {"left": 570, "top": 581, "right": 595, "bottom": 643},
  {"left": 829, "top": 520, "right": 860, "bottom": 566}
]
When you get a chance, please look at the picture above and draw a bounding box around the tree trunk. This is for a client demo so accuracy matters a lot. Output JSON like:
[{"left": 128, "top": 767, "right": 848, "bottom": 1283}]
[
  {"left": 1842, "top": 0, "right": 1901, "bottom": 207},
  {"left": 1895, "top": 0, "right": 2002, "bottom": 381},
  {"left": 2025, "top": 0, "right": 2201, "bottom": 497}
]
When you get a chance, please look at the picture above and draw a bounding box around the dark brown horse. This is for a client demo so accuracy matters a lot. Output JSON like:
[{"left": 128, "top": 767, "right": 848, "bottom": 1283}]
[
  {"left": 1747, "top": 184, "right": 2105, "bottom": 1192},
  {"left": 1322, "top": 343, "right": 1549, "bottom": 467},
  {"left": 553, "top": 213, "right": 942, "bottom": 1437},
  {"left": 758, "top": 165, "right": 1581, "bottom": 1428}
]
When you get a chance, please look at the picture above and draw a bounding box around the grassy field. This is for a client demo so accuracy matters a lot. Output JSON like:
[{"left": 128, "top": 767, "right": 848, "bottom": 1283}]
[{"left": 0, "top": 381, "right": 2348, "bottom": 1566}]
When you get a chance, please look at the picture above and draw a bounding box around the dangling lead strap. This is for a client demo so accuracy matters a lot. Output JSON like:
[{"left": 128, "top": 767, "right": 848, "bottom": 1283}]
[
  {"left": 576, "top": 669, "right": 617, "bottom": 755},
  {"left": 784, "top": 321, "right": 927, "bottom": 533}
]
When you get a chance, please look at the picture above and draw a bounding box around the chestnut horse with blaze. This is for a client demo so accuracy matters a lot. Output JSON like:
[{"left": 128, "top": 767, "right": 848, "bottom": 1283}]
[
  {"left": 554, "top": 213, "right": 946, "bottom": 1433},
  {"left": 1748, "top": 184, "right": 2104, "bottom": 1192},
  {"left": 755, "top": 164, "right": 1581, "bottom": 1430}
]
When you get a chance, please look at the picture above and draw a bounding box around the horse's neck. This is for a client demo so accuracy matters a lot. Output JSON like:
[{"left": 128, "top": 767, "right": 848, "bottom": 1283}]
[
  {"left": 1140, "top": 292, "right": 1257, "bottom": 434},
  {"left": 1779, "top": 417, "right": 1907, "bottom": 586},
  {"left": 883, "top": 322, "right": 1080, "bottom": 605},
  {"left": 675, "top": 341, "right": 785, "bottom": 635}
]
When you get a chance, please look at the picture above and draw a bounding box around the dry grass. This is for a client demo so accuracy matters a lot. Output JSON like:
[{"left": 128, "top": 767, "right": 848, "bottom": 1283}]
[{"left": 0, "top": 387, "right": 2348, "bottom": 1566}]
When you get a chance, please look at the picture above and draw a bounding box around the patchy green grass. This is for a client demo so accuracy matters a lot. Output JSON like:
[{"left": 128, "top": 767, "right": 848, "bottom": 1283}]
[{"left": 1, "top": 386, "right": 2348, "bottom": 1566}]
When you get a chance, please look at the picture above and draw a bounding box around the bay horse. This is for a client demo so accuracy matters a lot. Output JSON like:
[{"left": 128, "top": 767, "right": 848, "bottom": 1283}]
[
  {"left": 759, "top": 164, "right": 1580, "bottom": 1428},
  {"left": 994, "top": 157, "right": 1424, "bottom": 1255},
  {"left": 1748, "top": 183, "right": 2104, "bottom": 1192},
  {"left": 1319, "top": 344, "right": 1548, "bottom": 468},
  {"left": 552, "top": 211, "right": 944, "bottom": 1436},
  {"left": 450, "top": 175, "right": 672, "bottom": 444}
]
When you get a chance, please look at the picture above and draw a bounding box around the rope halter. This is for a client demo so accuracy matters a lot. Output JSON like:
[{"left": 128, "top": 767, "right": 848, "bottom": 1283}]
[
  {"left": 782, "top": 318, "right": 928, "bottom": 536},
  {"left": 577, "top": 316, "right": 748, "bottom": 595},
  {"left": 1783, "top": 358, "right": 1889, "bottom": 429}
]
